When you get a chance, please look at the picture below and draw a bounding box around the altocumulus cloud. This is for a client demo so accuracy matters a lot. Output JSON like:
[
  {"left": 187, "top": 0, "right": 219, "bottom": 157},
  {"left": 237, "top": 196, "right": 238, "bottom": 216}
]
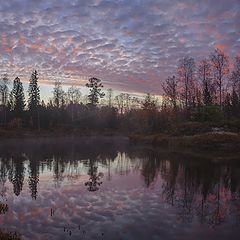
[{"left": 0, "top": 0, "right": 239, "bottom": 94}]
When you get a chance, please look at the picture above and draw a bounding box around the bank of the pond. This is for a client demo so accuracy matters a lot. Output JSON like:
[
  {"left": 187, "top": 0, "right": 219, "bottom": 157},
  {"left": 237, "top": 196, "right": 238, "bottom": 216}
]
[
  {"left": 0, "top": 229, "right": 21, "bottom": 240},
  {"left": 1, "top": 128, "right": 240, "bottom": 152},
  {"left": 130, "top": 132, "right": 240, "bottom": 151},
  {"left": 0, "top": 129, "right": 125, "bottom": 140}
]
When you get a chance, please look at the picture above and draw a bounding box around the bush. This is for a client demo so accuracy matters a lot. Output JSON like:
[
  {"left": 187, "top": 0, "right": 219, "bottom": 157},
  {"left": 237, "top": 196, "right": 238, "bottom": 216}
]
[
  {"left": 197, "top": 105, "right": 223, "bottom": 122},
  {"left": 0, "top": 229, "right": 21, "bottom": 240}
]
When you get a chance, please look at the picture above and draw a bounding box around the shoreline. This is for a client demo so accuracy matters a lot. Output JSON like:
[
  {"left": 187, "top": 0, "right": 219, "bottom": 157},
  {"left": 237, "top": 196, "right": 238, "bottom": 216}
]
[
  {"left": 0, "top": 129, "right": 126, "bottom": 140},
  {"left": 129, "top": 131, "right": 240, "bottom": 152},
  {"left": 1, "top": 129, "right": 240, "bottom": 153}
]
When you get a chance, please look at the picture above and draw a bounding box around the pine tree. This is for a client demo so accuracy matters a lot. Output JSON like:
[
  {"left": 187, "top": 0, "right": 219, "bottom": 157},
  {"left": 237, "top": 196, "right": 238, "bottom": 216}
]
[
  {"left": 86, "top": 77, "right": 105, "bottom": 105},
  {"left": 28, "top": 70, "right": 40, "bottom": 111},
  {"left": 11, "top": 77, "right": 25, "bottom": 117}
]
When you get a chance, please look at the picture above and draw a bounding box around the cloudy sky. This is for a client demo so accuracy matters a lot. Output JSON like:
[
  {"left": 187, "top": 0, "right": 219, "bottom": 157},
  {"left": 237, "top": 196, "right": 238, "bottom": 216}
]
[{"left": 0, "top": 0, "right": 239, "bottom": 97}]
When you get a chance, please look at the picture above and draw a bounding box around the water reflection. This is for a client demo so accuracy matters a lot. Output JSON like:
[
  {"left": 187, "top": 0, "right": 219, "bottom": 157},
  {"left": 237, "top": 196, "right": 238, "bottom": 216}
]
[
  {"left": 0, "top": 137, "right": 240, "bottom": 239},
  {"left": 0, "top": 202, "right": 8, "bottom": 214},
  {"left": 85, "top": 160, "right": 104, "bottom": 192}
]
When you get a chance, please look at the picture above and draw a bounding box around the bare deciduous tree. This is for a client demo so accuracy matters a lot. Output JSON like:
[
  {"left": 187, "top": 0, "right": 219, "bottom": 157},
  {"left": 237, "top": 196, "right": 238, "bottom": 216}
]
[
  {"left": 210, "top": 48, "right": 229, "bottom": 110},
  {"left": 177, "top": 56, "right": 196, "bottom": 117},
  {"left": 53, "top": 80, "right": 65, "bottom": 108},
  {"left": 66, "top": 86, "right": 82, "bottom": 105},
  {"left": 198, "top": 59, "right": 214, "bottom": 106},
  {"left": 0, "top": 74, "right": 9, "bottom": 126},
  {"left": 162, "top": 75, "right": 178, "bottom": 110},
  {"left": 231, "top": 56, "right": 240, "bottom": 96},
  {"left": 106, "top": 88, "right": 113, "bottom": 107}
]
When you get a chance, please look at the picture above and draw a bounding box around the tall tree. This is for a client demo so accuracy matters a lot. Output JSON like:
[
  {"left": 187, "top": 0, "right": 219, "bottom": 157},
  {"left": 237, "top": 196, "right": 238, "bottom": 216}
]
[
  {"left": 141, "top": 93, "right": 158, "bottom": 133},
  {"left": 53, "top": 80, "right": 65, "bottom": 108},
  {"left": 28, "top": 70, "right": 40, "bottom": 129},
  {"left": 28, "top": 70, "right": 40, "bottom": 111},
  {"left": 0, "top": 74, "right": 10, "bottom": 126},
  {"left": 210, "top": 48, "right": 229, "bottom": 110},
  {"left": 106, "top": 88, "right": 113, "bottom": 107},
  {"left": 198, "top": 59, "right": 214, "bottom": 106},
  {"left": 114, "top": 93, "right": 131, "bottom": 114},
  {"left": 230, "top": 56, "right": 240, "bottom": 117},
  {"left": 66, "top": 86, "right": 81, "bottom": 105},
  {"left": 0, "top": 74, "right": 9, "bottom": 106},
  {"left": 231, "top": 56, "right": 240, "bottom": 97},
  {"left": 86, "top": 77, "right": 105, "bottom": 105},
  {"left": 162, "top": 75, "right": 178, "bottom": 110},
  {"left": 66, "top": 86, "right": 81, "bottom": 122},
  {"left": 11, "top": 77, "right": 25, "bottom": 117},
  {"left": 115, "top": 93, "right": 124, "bottom": 114},
  {"left": 177, "top": 56, "right": 196, "bottom": 117},
  {"left": 142, "top": 93, "right": 157, "bottom": 111}
]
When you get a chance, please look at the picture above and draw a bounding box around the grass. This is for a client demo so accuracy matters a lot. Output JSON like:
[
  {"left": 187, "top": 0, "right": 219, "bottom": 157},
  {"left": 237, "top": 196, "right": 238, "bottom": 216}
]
[
  {"left": 130, "top": 132, "right": 240, "bottom": 151},
  {"left": 0, "top": 230, "right": 21, "bottom": 240},
  {"left": 169, "top": 132, "right": 240, "bottom": 150}
]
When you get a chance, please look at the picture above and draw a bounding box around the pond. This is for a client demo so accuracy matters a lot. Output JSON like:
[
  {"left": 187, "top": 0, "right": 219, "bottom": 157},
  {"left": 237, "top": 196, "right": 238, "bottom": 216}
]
[{"left": 0, "top": 137, "right": 240, "bottom": 240}]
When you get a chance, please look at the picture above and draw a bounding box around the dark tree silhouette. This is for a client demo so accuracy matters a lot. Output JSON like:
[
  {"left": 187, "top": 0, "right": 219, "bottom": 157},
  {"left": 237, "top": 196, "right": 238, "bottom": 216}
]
[
  {"left": 0, "top": 47, "right": 238, "bottom": 134},
  {"left": 28, "top": 159, "right": 40, "bottom": 199},
  {"left": 0, "top": 74, "right": 9, "bottom": 126},
  {"left": 177, "top": 56, "right": 196, "bottom": 118},
  {"left": 28, "top": 70, "right": 40, "bottom": 111},
  {"left": 210, "top": 48, "right": 229, "bottom": 110},
  {"left": 106, "top": 88, "right": 113, "bottom": 107},
  {"left": 162, "top": 75, "right": 178, "bottom": 110},
  {"left": 198, "top": 59, "right": 214, "bottom": 106},
  {"left": 9, "top": 155, "right": 25, "bottom": 196},
  {"left": 10, "top": 77, "right": 25, "bottom": 118},
  {"left": 53, "top": 80, "right": 65, "bottom": 108},
  {"left": 86, "top": 77, "right": 105, "bottom": 105},
  {"left": 142, "top": 93, "right": 157, "bottom": 111},
  {"left": 85, "top": 160, "right": 103, "bottom": 192},
  {"left": 28, "top": 70, "right": 40, "bottom": 129}
]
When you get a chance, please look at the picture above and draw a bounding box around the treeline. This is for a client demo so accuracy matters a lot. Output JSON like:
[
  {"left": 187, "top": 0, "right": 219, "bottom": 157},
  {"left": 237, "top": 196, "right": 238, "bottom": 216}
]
[
  {"left": 0, "top": 48, "right": 240, "bottom": 134},
  {"left": 0, "top": 72, "right": 142, "bottom": 131},
  {"left": 162, "top": 48, "right": 240, "bottom": 120}
]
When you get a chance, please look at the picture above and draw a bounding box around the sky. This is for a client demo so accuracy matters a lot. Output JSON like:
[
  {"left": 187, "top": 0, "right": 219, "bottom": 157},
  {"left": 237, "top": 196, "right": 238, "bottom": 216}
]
[{"left": 0, "top": 0, "right": 239, "bottom": 100}]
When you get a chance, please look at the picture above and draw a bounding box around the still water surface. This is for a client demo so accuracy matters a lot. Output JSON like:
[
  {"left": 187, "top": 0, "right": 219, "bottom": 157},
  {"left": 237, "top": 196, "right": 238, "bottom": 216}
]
[{"left": 0, "top": 137, "right": 240, "bottom": 240}]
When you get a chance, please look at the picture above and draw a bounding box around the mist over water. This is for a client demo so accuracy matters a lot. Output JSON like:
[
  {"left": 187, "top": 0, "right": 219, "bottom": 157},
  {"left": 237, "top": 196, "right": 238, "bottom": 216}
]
[{"left": 0, "top": 137, "right": 240, "bottom": 240}]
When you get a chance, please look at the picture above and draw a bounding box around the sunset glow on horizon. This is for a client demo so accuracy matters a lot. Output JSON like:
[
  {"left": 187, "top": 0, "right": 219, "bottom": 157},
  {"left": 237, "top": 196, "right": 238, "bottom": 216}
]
[{"left": 0, "top": 0, "right": 239, "bottom": 97}]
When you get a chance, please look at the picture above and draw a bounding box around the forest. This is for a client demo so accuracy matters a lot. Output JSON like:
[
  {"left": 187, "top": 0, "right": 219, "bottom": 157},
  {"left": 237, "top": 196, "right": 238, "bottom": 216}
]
[{"left": 0, "top": 48, "right": 240, "bottom": 136}]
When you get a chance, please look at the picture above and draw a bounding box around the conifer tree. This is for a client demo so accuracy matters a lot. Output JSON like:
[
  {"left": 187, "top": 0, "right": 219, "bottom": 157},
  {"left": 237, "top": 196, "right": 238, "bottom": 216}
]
[
  {"left": 86, "top": 77, "right": 105, "bottom": 105},
  {"left": 11, "top": 77, "right": 25, "bottom": 117},
  {"left": 28, "top": 70, "right": 40, "bottom": 111},
  {"left": 28, "top": 70, "right": 40, "bottom": 129}
]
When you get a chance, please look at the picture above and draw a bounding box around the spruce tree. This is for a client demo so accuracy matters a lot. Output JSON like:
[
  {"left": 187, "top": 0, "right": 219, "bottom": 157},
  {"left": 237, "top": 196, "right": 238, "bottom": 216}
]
[
  {"left": 28, "top": 70, "right": 40, "bottom": 128},
  {"left": 28, "top": 70, "right": 40, "bottom": 111},
  {"left": 11, "top": 77, "right": 25, "bottom": 117}
]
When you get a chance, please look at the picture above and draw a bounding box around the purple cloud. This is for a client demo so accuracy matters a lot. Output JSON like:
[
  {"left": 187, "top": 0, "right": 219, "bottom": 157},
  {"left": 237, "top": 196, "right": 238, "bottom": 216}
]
[{"left": 0, "top": 0, "right": 239, "bottom": 95}]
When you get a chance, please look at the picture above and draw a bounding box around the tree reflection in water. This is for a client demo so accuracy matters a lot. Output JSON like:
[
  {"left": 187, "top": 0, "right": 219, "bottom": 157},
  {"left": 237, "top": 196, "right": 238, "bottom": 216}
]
[
  {"left": 0, "top": 202, "right": 8, "bottom": 214},
  {"left": 85, "top": 160, "right": 104, "bottom": 192},
  {"left": 0, "top": 137, "right": 239, "bottom": 229},
  {"left": 0, "top": 229, "right": 21, "bottom": 240}
]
